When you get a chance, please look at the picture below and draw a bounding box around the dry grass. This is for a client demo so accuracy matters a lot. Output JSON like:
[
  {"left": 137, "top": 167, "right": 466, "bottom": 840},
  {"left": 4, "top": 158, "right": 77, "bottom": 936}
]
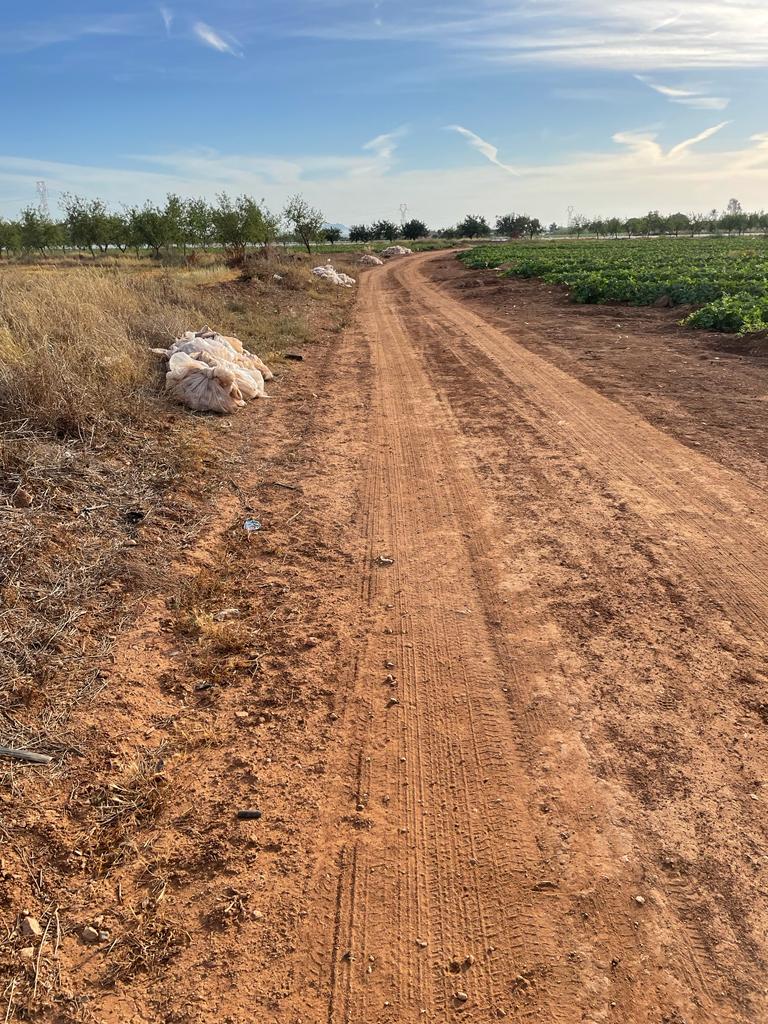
[{"left": 0, "top": 268, "right": 224, "bottom": 437}]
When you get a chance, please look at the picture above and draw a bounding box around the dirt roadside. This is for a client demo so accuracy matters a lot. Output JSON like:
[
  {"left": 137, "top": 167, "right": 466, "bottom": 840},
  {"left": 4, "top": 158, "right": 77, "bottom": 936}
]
[{"left": 4, "top": 251, "right": 768, "bottom": 1023}]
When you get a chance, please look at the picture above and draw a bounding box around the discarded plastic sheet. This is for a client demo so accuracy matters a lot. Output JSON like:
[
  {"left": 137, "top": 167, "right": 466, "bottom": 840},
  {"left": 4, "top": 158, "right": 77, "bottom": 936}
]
[{"left": 244, "top": 518, "right": 262, "bottom": 533}]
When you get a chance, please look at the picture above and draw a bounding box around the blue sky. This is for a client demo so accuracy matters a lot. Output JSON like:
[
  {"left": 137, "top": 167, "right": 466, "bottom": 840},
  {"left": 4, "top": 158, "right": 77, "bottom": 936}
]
[{"left": 2, "top": 1, "right": 768, "bottom": 225}]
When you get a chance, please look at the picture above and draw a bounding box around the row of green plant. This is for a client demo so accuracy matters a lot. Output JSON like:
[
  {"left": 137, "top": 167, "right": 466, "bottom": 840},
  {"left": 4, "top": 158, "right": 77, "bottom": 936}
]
[
  {"left": 0, "top": 193, "right": 357, "bottom": 260},
  {"left": 459, "top": 236, "right": 768, "bottom": 335}
]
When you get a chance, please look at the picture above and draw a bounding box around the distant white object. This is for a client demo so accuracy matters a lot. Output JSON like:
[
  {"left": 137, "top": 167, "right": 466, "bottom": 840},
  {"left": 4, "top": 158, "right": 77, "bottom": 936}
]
[
  {"left": 359, "top": 254, "right": 384, "bottom": 266},
  {"left": 381, "top": 246, "right": 413, "bottom": 258},
  {"left": 311, "top": 264, "right": 356, "bottom": 287}
]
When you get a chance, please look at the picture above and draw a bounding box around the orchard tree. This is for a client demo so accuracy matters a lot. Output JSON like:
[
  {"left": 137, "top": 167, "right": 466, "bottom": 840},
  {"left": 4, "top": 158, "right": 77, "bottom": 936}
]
[
  {"left": 569, "top": 214, "right": 590, "bottom": 237},
  {"left": 20, "top": 207, "right": 58, "bottom": 254},
  {"left": 322, "top": 226, "right": 343, "bottom": 243},
  {"left": 495, "top": 213, "right": 529, "bottom": 238},
  {"left": 349, "top": 224, "right": 372, "bottom": 242},
  {"left": 212, "top": 193, "right": 276, "bottom": 258},
  {"left": 283, "top": 193, "right": 324, "bottom": 254},
  {"left": 401, "top": 218, "right": 428, "bottom": 240},
  {"left": 184, "top": 198, "right": 215, "bottom": 250},
  {"left": 128, "top": 202, "right": 168, "bottom": 257},
  {"left": 456, "top": 214, "right": 491, "bottom": 238},
  {"left": 61, "top": 194, "right": 112, "bottom": 255},
  {"left": 372, "top": 219, "right": 400, "bottom": 241},
  {"left": 665, "top": 212, "right": 690, "bottom": 237},
  {"left": 0, "top": 218, "right": 21, "bottom": 257}
]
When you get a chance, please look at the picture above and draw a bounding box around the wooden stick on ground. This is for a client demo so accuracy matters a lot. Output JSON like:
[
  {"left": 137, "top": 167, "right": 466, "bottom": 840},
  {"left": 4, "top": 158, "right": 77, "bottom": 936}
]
[{"left": 0, "top": 747, "right": 53, "bottom": 765}]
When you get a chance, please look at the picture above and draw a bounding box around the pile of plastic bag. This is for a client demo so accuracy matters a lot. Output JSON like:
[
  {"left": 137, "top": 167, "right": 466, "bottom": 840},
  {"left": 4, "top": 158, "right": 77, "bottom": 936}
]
[
  {"left": 311, "top": 263, "right": 356, "bottom": 287},
  {"left": 359, "top": 254, "right": 384, "bottom": 266},
  {"left": 152, "top": 328, "right": 273, "bottom": 415},
  {"left": 381, "top": 246, "right": 413, "bottom": 258}
]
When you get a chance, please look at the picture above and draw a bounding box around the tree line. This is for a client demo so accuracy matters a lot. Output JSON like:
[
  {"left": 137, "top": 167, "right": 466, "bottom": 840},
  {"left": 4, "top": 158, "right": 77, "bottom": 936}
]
[
  {"left": 1, "top": 192, "right": 766, "bottom": 259},
  {"left": 0, "top": 193, "right": 334, "bottom": 259}
]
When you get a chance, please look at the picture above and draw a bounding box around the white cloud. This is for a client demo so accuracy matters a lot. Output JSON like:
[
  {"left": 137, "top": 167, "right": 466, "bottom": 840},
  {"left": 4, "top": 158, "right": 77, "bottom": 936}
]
[
  {"left": 297, "top": 0, "right": 768, "bottom": 70},
  {"left": 192, "top": 21, "right": 243, "bottom": 58},
  {"left": 635, "top": 75, "right": 729, "bottom": 110},
  {"left": 2, "top": 124, "right": 765, "bottom": 227},
  {"left": 613, "top": 121, "right": 729, "bottom": 161},
  {"left": 0, "top": 14, "right": 138, "bottom": 53},
  {"left": 447, "top": 125, "right": 519, "bottom": 175},
  {"left": 160, "top": 7, "right": 173, "bottom": 34}
]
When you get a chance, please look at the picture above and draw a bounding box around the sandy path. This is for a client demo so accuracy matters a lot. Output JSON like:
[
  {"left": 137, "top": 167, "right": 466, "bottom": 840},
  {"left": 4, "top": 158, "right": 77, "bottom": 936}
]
[{"left": 283, "top": 253, "right": 768, "bottom": 1023}]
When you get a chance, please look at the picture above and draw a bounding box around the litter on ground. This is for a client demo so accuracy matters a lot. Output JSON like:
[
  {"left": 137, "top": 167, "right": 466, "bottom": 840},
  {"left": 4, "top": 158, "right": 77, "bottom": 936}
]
[
  {"left": 152, "top": 327, "right": 273, "bottom": 414},
  {"left": 311, "top": 263, "right": 356, "bottom": 287},
  {"left": 381, "top": 246, "right": 413, "bottom": 258},
  {"left": 359, "top": 254, "right": 384, "bottom": 266}
]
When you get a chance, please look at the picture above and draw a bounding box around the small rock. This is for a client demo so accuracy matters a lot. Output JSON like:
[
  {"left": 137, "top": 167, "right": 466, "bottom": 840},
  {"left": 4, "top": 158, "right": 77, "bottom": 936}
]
[
  {"left": 235, "top": 710, "right": 250, "bottom": 720},
  {"left": 82, "top": 925, "right": 101, "bottom": 944},
  {"left": 634, "top": 895, "right": 646, "bottom": 906},
  {"left": 387, "top": 697, "right": 400, "bottom": 708},
  {"left": 285, "top": 352, "right": 305, "bottom": 361},
  {"left": 306, "top": 636, "right": 320, "bottom": 647},
  {"left": 98, "top": 930, "right": 110, "bottom": 943},
  {"left": 356, "top": 803, "right": 366, "bottom": 812},
  {"left": 455, "top": 991, "right": 468, "bottom": 1003},
  {"left": 329, "top": 712, "right": 339, "bottom": 722},
  {"left": 12, "top": 488, "right": 33, "bottom": 508},
  {"left": 123, "top": 539, "right": 138, "bottom": 547},
  {"left": 214, "top": 607, "right": 241, "bottom": 621},
  {"left": 385, "top": 660, "right": 395, "bottom": 669},
  {"left": 93, "top": 915, "right": 104, "bottom": 927},
  {"left": 20, "top": 946, "right": 35, "bottom": 960},
  {"left": 385, "top": 674, "right": 396, "bottom": 685},
  {"left": 463, "top": 955, "right": 475, "bottom": 969},
  {"left": 21, "top": 917, "right": 42, "bottom": 940},
  {"left": 416, "top": 939, "right": 428, "bottom": 948}
]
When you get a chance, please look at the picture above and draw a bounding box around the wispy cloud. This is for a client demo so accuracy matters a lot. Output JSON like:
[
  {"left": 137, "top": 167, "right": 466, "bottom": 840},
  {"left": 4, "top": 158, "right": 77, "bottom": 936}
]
[
  {"left": 0, "top": 14, "right": 138, "bottom": 54},
  {"left": 613, "top": 122, "right": 730, "bottom": 162},
  {"left": 447, "top": 125, "right": 518, "bottom": 174},
  {"left": 295, "top": 0, "right": 768, "bottom": 70},
  {"left": 192, "top": 21, "right": 243, "bottom": 58},
  {"left": 354, "top": 127, "right": 408, "bottom": 174},
  {"left": 159, "top": 7, "right": 173, "bottom": 35},
  {"left": 3, "top": 126, "right": 768, "bottom": 226},
  {"left": 636, "top": 75, "right": 729, "bottom": 110}
]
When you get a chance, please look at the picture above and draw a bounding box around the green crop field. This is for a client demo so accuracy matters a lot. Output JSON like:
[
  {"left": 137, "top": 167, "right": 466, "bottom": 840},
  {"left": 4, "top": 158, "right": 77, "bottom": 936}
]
[{"left": 459, "top": 237, "right": 768, "bottom": 335}]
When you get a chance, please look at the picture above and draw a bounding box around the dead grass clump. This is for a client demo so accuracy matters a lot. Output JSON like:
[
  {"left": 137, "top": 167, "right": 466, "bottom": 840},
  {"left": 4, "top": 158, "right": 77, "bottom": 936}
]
[
  {"left": 0, "top": 269, "right": 223, "bottom": 437},
  {"left": 78, "top": 749, "right": 170, "bottom": 872},
  {"left": 103, "top": 919, "right": 190, "bottom": 985}
]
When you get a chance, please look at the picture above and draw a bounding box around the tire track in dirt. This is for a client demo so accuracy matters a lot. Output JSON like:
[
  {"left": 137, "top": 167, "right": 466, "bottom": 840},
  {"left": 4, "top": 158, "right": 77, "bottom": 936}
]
[
  {"left": 397, "top": 256, "right": 768, "bottom": 643},
  {"left": 284, "top": 257, "right": 760, "bottom": 1022}
]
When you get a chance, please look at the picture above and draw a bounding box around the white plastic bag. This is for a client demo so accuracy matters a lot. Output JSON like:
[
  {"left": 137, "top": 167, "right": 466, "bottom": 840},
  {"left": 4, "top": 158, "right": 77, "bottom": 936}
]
[
  {"left": 194, "top": 350, "right": 267, "bottom": 400},
  {"left": 165, "top": 352, "right": 245, "bottom": 414}
]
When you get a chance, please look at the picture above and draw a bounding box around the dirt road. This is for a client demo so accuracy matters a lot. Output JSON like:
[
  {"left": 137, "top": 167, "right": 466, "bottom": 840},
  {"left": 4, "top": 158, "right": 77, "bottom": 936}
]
[
  {"left": 23, "top": 251, "right": 767, "bottom": 1023},
  {"left": 285, "top": 252, "right": 768, "bottom": 1023}
]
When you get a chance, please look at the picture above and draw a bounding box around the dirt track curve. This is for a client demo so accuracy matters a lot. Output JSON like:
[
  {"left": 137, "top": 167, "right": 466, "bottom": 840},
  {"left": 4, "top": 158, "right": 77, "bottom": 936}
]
[{"left": 281, "top": 252, "right": 768, "bottom": 1024}]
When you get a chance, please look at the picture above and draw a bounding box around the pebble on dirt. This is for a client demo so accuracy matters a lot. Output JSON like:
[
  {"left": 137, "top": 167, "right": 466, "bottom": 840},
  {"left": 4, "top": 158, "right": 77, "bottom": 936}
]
[
  {"left": 21, "top": 916, "right": 42, "bottom": 939},
  {"left": 82, "top": 925, "right": 101, "bottom": 944},
  {"left": 237, "top": 809, "right": 263, "bottom": 820}
]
